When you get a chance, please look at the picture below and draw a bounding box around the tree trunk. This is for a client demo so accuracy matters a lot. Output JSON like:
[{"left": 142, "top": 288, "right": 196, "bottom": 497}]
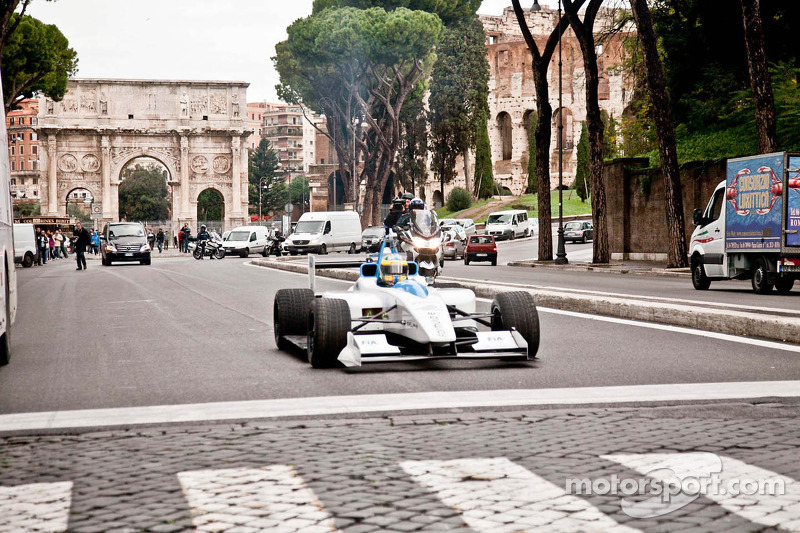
[
  {"left": 534, "top": 84, "right": 554, "bottom": 262},
  {"left": 630, "top": 0, "right": 688, "bottom": 268},
  {"left": 740, "top": 0, "right": 776, "bottom": 153},
  {"left": 463, "top": 148, "right": 472, "bottom": 198}
]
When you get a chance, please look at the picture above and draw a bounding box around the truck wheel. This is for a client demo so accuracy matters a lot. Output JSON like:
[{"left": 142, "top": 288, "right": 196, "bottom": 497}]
[
  {"left": 775, "top": 278, "right": 794, "bottom": 294},
  {"left": 274, "top": 288, "right": 314, "bottom": 351},
  {"left": 348, "top": 243, "right": 356, "bottom": 254},
  {"left": 319, "top": 244, "right": 327, "bottom": 255},
  {"left": 691, "top": 258, "right": 711, "bottom": 290},
  {"left": 22, "top": 252, "right": 34, "bottom": 268},
  {"left": 491, "top": 291, "right": 539, "bottom": 358},
  {"left": 751, "top": 258, "right": 773, "bottom": 294},
  {"left": 307, "top": 298, "right": 350, "bottom": 368},
  {"left": 0, "top": 259, "right": 11, "bottom": 366}
]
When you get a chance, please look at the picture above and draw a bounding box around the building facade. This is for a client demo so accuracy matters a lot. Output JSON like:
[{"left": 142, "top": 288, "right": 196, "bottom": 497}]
[
  {"left": 7, "top": 99, "right": 41, "bottom": 202},
  {"left": 420, "top": 5, "right": 634, "bottom": 204}
]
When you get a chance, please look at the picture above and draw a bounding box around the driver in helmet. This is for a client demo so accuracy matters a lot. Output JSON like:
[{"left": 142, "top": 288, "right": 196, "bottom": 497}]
[
  {"left": 378, "top": 254, "right": 409, "bottom": 287},
  {"left": 196, "top": 224, "right": 213, "bottom": 259}
]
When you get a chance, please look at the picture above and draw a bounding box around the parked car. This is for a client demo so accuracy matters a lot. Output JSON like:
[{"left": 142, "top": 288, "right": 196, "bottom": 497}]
[
  {"left": 101, "top": 222, "right": 151, "bottom": 266},
  {"left": 12, "top": 223, "right": 36, "bottom": 268},
  {"left": 451, "top": 218, "right": 476, "bottom": 237},
  {"left": 438, "top": 218, "right": 458, "bottom": 227},
  {"left": 442, "top": 224, "right": 467, "bottom": 260},
  {"left": 285, "top": 211, "right": 362, "bottom": 255},
  {"left": 223, "top": 226, "right": 270, "bottom": 257},
  {"left": 361, "top": 226, "right": 385, "bottom": 253},
  {"left": 485, "top": 210, "right": 530, "bottom": 240},
  {"left": 564, "top": 221, "right": 594, "bottom": 243},
  {"left": 464, "top": 235, "right": 497, "bottom": 266}
]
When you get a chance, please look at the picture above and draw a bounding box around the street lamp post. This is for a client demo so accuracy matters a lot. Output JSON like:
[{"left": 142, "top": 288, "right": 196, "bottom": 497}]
[{"left": 554, "top": 0, "right": 569, "bottom": 265}]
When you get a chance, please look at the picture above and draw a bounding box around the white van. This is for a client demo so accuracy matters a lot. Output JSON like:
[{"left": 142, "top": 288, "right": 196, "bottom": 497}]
[
  {"left": 222, "top": 226, "right": 271, "bottom": 257},
  {"left": 13, "top": 223, "right": 37, "bottom": 267},
  {"left": 485, "top": 210, "right": 530, "bottom": 240},
  {"left": 286, "top": 211, "right": 362, "bottom": 255}
]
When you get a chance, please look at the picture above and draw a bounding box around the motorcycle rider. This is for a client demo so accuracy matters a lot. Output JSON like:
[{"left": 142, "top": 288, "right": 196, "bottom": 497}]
[
  {"left": 270, "top": 230, "right": 286, "bottom": 256},
  {"left": 196, "top": 224, "right": 214, "bottom": 260}
]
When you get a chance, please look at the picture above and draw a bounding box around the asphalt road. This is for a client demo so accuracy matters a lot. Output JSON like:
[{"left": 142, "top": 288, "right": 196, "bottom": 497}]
[{"left": 1, "top": 255, "right": 799, "bottom": 415}]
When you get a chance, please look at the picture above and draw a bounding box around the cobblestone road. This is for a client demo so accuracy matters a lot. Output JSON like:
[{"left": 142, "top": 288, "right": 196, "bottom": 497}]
[{"left": 2, "top": 402, "right": 800, "bottom": 532}]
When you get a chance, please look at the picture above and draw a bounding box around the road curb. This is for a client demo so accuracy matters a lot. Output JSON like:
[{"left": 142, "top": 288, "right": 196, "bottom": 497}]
[
  {"left": 251, "top": 259, "right": 800, "bottom": 345},
  {"left": 507, "top": 260, "right": 692, "bottom": 278}
]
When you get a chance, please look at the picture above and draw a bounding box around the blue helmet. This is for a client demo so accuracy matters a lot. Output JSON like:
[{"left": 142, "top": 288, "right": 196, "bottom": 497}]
[{"left": 409, "top": 198, "right": 424, "bottom": 210}]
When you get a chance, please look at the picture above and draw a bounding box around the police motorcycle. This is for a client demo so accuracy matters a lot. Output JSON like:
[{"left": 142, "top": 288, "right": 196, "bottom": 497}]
[
  {"left": 193, "top": 232, "right": 226, "bottom": 260},
  {"left": 393, "top": 201, "right": 444, "bottom": 283},
  {"left": 267, "top": 231, "right": 286, "bottom": 257}
]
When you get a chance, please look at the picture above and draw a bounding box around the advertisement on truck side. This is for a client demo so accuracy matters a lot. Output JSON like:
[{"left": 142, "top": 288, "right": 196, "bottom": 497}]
[
  {"left": 788, "top": 156, "right": 800, "bottom": 248},
  {"left": 725, "top": 153, "right": 783, "bottom": 251}
]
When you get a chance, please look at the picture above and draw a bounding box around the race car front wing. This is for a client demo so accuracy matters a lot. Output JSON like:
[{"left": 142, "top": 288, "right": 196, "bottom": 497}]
[{"left": 337, "top": 330, "right": 530, "bottom": 367}]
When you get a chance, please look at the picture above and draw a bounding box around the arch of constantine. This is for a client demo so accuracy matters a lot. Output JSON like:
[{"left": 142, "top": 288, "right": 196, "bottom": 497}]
[{"left": 37, "top": 78, "right": 250, "bottom": 231}]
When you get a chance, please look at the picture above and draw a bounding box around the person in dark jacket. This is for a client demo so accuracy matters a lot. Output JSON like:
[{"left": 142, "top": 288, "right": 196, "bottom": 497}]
[
  {"left": 73, "top": 222, "right": 91, "bottom": 271},
  {"left": 196, "top": 224, "right": 213, "bottom": 259},
  {"left": 156, "top": 229, "right": 165, "bottom": 253},
  {"left": 383, "top": 198, "right": 404, "bottom": 234}
]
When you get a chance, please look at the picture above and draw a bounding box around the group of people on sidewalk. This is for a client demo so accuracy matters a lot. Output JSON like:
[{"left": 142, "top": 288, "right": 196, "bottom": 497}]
[
  {"left": 34, "top": 223, "right": 95, "bottom": 271},
  {"left": 146, "top": 227, "right": 167, "bottom": 253}
]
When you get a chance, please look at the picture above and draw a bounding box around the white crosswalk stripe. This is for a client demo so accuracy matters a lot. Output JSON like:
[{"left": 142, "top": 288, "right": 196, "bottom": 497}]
[
  {"left": 0, "top": 481, "right": 72, "bottom": 533},
  {"left": 604, "top": 453, "right": 800, "bottom": 531},
  {"left": 177, "top": 466, "right": 338, "bottom": 532},
  {"left": 400, "top": 457, "right": 641, "bottom": 532}
]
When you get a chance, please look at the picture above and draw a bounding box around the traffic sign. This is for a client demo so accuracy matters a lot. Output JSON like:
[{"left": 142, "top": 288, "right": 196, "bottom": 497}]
[{"left": 91, "top": 203, "right": 102, "bottom": 219}]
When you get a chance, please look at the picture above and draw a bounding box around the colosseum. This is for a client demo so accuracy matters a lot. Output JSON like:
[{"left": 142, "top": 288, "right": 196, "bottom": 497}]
[{"left": 421, "top": 5, "right": 635, "bottom": 206}]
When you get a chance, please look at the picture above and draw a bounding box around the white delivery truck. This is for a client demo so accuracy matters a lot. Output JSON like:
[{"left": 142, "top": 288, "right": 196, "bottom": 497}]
[
  {"left": 285, "top": 211, "right": 363, "bottom": 255},
  {"left": 222, "top": 226, "right": 270, "bottom": 257},
  {"left": 484, "top": 210, "right": 530, "bottom": 240},
  {"left": 12, "top": 223, "right": 37, "bottom": 267},
  {"left": 690, "top": 152, "right": 800, "bottom": 293}
]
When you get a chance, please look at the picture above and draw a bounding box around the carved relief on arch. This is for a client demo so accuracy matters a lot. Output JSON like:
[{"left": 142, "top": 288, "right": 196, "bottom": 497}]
[
  {"left": 111, "top": 146, "right": 180, "bottom": 179},
  {"left": 191, "top": 155, "right": 209, "bottom": 173},
  {"left": 58, "top": 154, "right": 78, "bottom": 172},
  {"left": 81, "top": 154, "right": 100, "bottom": 172},
  {"left": 212, "top": 156, "right": 230, "bottom": 174}
]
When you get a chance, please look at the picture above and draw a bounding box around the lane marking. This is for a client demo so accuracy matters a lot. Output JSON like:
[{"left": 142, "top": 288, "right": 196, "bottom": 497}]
[
  {"left": 0, "top": 481, "right": 72, "bottom": 532},
  {"left": 451, "top": 275, "right": 800, "bottom": 317},
  {"left": 1, "top": 381, "right": 799, "bottom": 432},
  {"left": 474, "top": 297, "right": 800, "bottom": 353},
  {"left": 178, "top": 466, "right": 337, "bottom": 532},
  {"left": 604, "top": 453, "right": 800, "bottom": 530},
  {"left": 401, "top": 458, "right": 640, "bottom": 532}
]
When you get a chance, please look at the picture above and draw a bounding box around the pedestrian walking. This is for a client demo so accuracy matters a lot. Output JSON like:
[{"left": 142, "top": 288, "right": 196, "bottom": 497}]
[
  {"left": 59, "top": 229, "right": 69, "bottom": 258},
  {"left": 147, "top": 228, "right": 156, "bottom": 251},
  {"left": 35, "top": 227, "right": 47, "bottom": 265},
  {"left": 181, "top": 224, "right": 191, "bottom": 253},
  {"left": 53, "top": 230, "right": 64, "bottom": 259},
  {"left": 90, "top": 230, "right": 100, "bottom": 255},
  {"left": 156, "top": 228, "right": 165, "bottom": 253},
  {"left": 73, "top": 222, "right": 91, "bottom": 271}
]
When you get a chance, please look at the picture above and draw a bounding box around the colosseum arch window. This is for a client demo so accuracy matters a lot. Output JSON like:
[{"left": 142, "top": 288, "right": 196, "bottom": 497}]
[
  {"left": 496, "top": 49, "right": 510, "bottom": 79},
  {"left": 598, "top": 76, "right": 610, "bottom": 100},
  {"left": 496, "top": 112, "right": 513, "bottom": 161},
  {"left": 552, "top": 108, "right": 574, "bottom": 150}
]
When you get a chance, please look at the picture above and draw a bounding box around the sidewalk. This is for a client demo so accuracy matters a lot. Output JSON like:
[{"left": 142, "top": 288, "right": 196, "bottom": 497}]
[{"left": 2, "top": 400, "right": 799, "bottom": 532}]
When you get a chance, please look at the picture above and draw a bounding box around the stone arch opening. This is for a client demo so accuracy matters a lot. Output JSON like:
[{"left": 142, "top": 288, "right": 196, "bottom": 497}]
[
  {"left": 432, "top": 190, "right": 444, "bottom": 209},
  {"left": 117, "top": 157, "right": 172, "bottom": 224},
  {"left": 552, "top": 107, "right": 574, "bottom": 150},
  {"left": 197, "top": 188, "right": 225, "bottom": 234},
  {"left": 65, "top": 187, "right": 94, "bottom": 223},
  {"left": 496, "top": 112, "right": 513, "bottom": 161}
]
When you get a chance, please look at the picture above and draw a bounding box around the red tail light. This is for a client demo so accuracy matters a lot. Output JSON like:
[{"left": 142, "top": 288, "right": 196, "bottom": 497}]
[{"left": 492, "top": 247, "right": 497, "bottom": 252}]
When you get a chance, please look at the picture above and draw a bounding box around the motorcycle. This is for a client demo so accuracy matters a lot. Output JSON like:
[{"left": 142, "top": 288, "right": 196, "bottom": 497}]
[
  {"left": 394, "top": 209, "right": 444, "bottom": 282},
  {"left": 266, "top": 236, "right": 285, "bottom": 257},
  {"left": 193, "top": 237, "right": 226, "bottom": 260}
]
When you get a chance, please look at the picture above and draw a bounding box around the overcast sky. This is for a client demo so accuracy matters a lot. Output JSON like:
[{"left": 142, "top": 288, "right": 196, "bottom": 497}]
[{"left": 25, "top": 0, "right": 558, "bottom": 104}]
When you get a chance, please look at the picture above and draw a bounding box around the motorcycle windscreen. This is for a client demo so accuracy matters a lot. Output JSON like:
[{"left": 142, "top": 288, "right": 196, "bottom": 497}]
[
  {"left": 788, "top": 156, "right": 800, "bottom": 247},
  {"left": 410, "top": 210, "right": 441, "bottom": 238}
]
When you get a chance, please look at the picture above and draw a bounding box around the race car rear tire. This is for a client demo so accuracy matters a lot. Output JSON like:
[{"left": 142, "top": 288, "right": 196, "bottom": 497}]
[
  {"left": 491, "top": 291, "right": 540, "bottom": 358},
  {"left": 274, "top": 288, "right": 314, "bottom": 351},
  {"left": 307, "top": 298, "right": 350, "bottom": 368}
]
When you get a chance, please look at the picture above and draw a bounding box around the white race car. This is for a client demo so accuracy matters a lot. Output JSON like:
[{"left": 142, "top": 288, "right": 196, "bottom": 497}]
[{"left": 273, "top": 241, "right": 540, "bottom": 368}]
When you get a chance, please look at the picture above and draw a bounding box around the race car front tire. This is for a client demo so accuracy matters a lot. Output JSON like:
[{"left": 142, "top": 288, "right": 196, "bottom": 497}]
[
  {"left": 274, "top": 288, "right": 315, "bottom": 350},
  {"left": 491, "top": 291, "right": 540, "bottom": 358},
  {"left": 307, "top": 298, "right": 350, "bottom": 368}
]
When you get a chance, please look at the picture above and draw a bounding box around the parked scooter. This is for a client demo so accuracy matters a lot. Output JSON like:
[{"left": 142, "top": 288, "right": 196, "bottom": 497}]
[
  {"left": 394, "top": 209, "right": 444, "bottom": 282},
  {"left": 193, "top": 236, "right": 226, "bottom": 260}
]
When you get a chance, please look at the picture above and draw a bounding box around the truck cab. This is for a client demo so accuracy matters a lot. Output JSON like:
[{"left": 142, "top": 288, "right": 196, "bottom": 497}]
[{"left": 690, "top": 152, "right": 800, "bottom": 294}]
